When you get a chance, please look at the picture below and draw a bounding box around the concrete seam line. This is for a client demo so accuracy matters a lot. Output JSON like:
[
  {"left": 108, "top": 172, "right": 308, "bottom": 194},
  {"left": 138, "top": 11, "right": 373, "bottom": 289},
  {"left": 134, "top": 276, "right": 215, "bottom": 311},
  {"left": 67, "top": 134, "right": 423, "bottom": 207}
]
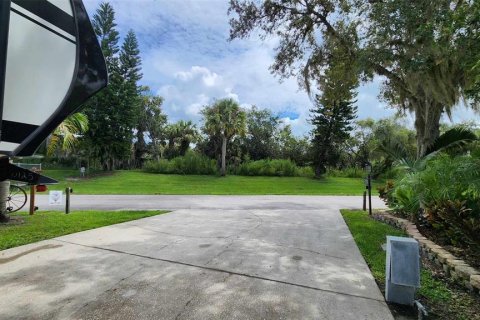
[{"left": 53, "top": 239, "right": 386, "bottom": 303}]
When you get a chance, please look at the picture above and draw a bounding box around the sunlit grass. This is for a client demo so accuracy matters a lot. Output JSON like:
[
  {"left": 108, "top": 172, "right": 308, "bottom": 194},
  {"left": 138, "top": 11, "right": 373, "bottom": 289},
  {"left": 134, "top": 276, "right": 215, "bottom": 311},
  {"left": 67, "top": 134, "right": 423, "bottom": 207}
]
[
  {"left": 0, "top": 210, "right": 167, "bottom": 250},
  {"left": 42, "top": 169, "right": 380, "bottom": 195}
]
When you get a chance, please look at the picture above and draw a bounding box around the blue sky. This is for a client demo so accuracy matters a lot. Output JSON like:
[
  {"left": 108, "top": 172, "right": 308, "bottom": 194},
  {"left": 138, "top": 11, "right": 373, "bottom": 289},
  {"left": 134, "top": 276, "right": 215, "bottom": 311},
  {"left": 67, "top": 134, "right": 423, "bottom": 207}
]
[{"left": 84, "top": 0, "right": 479, "bottom": 135}]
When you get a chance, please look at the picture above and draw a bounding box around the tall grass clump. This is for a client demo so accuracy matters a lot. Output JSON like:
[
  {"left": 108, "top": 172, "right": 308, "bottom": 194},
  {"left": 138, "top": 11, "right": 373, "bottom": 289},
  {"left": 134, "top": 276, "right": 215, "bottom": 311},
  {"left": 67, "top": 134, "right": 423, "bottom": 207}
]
[
  {"left": 327, "top": 167, "right": 365, "bottom": 178},
  {"left": 143, "top": 159, "right": 172, "bottom": 174},
  {"left": 144, "top": 152, "right": 216, "bottom": 175},
  {"left": 234, "top": 159, "right": 302, "bottom": 177},
  {"left": 297, "top": 166, "right": 314, "bottom": 177}
]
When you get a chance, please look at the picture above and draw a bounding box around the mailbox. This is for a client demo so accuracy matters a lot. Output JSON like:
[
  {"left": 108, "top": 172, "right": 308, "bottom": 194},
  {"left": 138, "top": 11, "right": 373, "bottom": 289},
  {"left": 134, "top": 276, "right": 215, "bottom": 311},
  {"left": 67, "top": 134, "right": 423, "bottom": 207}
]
[{"left": 386, "top": 236, "right": 420, "bottom": 305}]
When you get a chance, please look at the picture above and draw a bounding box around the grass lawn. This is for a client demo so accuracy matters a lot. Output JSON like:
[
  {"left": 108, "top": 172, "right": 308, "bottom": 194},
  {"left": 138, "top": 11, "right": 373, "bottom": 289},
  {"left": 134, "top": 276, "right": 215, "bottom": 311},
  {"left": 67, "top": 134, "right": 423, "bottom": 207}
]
[
  {"left": 341, "top": 209, "right": 480, "bottom": 320},
  {"left": 40, "top": 169, "right": 380, "bottom": 195},
  {"left": 0, "top": 210, "right": 168, "bottom": 251}
]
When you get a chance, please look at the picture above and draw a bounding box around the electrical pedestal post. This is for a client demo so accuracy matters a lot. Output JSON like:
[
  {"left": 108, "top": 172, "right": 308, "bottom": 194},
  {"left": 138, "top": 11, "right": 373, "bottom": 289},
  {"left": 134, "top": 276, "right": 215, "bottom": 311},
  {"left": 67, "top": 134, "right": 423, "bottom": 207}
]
[
  {"left": 365, "top": 162, "right": 373, "bottom": 216},
  {"left": 65, "top": 187, "right": 72, "bottom": 214},
  {"left": 368, "top": 173, "right": 372, "bottom": 215},
  {"left": 363, "top": 191, "right": 367, "bottom": 211}
]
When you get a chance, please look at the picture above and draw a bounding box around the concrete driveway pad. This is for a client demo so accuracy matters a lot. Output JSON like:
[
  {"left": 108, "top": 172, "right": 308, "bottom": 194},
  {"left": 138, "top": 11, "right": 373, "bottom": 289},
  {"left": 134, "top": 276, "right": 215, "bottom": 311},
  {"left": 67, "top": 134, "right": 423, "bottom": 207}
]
[{"left": 0, "top": 196, "right": 392, "bottom": 319}]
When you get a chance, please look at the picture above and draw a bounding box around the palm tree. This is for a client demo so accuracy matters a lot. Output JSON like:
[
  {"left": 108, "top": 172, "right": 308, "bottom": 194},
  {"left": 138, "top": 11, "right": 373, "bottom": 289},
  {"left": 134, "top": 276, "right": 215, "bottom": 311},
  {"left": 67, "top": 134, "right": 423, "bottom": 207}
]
[
  {"left": 47, "top": 113, "right": 89, "bottom": 157},
  {"left": 201, "top": 98, "right": 246, "bottom": 176},
  {"left": 164, "top": 120, "right": 199, "bottom": 158},
  {"left": 176, "top": 120, "right": 199, "bottom": 156}
]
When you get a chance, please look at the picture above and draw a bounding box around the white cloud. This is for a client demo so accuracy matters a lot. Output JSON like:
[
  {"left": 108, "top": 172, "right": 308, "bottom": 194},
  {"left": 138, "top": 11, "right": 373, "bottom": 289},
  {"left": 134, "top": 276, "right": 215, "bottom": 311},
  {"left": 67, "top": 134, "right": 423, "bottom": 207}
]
[
  {"left": 186, "top": 94, "right": 210, "bottom": 116},
  {"left": 174, "top": 66, "right": 222, "bottom": 87},
  {"left": 84, "top": 0, "right": 314, "bottom": 134},
  {"left": 84, "top": 0, "right": 480, "bottom": 136}
]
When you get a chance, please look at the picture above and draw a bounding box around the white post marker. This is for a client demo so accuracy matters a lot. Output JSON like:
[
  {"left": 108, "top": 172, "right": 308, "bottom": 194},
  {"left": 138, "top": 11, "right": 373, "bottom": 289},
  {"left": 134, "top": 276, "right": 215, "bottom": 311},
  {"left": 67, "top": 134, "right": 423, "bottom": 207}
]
[{"left": 48, "top": 190, "right": 63, "bottom": 205}]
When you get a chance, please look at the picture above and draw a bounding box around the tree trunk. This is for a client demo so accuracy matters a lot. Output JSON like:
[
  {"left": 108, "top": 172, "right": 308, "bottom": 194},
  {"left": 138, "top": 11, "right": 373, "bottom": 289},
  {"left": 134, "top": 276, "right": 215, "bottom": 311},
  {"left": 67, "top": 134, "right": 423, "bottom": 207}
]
[
  {"left": 134, "top": 136, "right": 145, "bottom": 168},
  {"left": 414, "top": 101, "right": 443, "bottom": 158},
  {"left": 0, "top": 180, "right": 11, "bottom": 223},
  {"left": 221, "top": 135, "right": 227, "bottom": 176},
  {"left": 314, "top": 164, "right": 326, "bottom": 178}
]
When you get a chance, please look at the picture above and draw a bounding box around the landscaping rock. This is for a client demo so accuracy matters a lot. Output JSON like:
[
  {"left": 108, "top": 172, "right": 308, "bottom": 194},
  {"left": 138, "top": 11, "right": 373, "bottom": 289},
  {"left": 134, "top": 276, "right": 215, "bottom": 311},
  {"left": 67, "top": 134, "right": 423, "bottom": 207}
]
[
  {"left": 418, "top": 239, "right": 435, "bottom": 249},
  {"left": 454, "top": 265, "right": 480, "bottom": 280},
  {"left": 436, "top": 252, "right": 455, "bottom": 264},
  {"left": 471, "top": 275, "right": 480, "bottom": 291},
  {"left": 430, "top": 246, "right": 445, "bottom": 254},
  {"left": 446, "top": 259, "right": 468, "bottom": 267},
  {"left": 443, "top": 264, "right": 450, "bottom": 276}
]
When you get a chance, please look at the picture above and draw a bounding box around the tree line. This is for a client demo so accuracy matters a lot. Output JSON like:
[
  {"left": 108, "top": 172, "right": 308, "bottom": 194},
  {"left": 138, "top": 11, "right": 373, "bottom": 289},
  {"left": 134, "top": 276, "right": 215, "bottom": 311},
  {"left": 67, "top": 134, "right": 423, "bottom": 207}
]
[
  {"left": 44, "top": 2, "right": 312, "bottom": 175},
  {"left": 44, "top": 1, "right": 480, "bottom": 179}
]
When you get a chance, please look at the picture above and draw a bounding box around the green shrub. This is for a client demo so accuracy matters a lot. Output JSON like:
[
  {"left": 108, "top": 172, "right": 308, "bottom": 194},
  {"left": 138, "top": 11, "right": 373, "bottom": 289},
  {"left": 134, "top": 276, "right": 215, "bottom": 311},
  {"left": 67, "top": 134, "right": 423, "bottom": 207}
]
[
  {"left": 392, "top": 174, "right": 420, "bottom": 219},
  {"left": 379, "top": 175, "right": 420, "bottom": 220},
  {"left": 143, "top": 159, "right": 173, "bottom": 174},
  {"left": 297, "top": 166, "right": 314, "bottom": 177},
  {"left": 234, "top": 159, "right": 302, "bottom": 177},
  {"left": 327, "top": 167, "right": 365, "bottom": 178},
  {"left": 384, "top": 154, "right": 480, "bottom": 253},
  {"left": 376, "top": 166, "right": 400, "bottom": 180},
  {"left": 143, "top": 152, "right": 216, "bottom": 175},
  {"left": 377, "top": 180, "right": 397, "bottom": 209},
  {"left": 425, "top": 199, "right": 480, "bottom": 249}
]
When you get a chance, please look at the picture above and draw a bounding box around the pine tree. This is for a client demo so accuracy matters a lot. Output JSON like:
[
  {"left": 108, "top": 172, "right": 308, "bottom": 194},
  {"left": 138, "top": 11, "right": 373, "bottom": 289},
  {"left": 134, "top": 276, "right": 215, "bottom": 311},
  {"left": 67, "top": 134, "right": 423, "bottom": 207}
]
[
  {"left": 310, "top": 98, "right": 357, "bottom": 177},
  {"left": 82, "top": 2, "right": 142, "bottom": 170},
  {"left": 119, "top": 30, "right": 144, "bottom": 167},
  {"left": 310, "top": 35, "right": 358, "bottom": 177},
  {"left": 120, "top": 30, "right": 142, "bottom": 84}
]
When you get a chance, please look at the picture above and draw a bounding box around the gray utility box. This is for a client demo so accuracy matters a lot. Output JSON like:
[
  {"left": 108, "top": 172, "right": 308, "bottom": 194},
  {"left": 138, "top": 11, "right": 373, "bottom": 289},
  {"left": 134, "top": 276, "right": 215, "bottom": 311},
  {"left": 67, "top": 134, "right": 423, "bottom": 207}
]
[{"left": 385, "top": 236, "right": 420, "bottom": 305}]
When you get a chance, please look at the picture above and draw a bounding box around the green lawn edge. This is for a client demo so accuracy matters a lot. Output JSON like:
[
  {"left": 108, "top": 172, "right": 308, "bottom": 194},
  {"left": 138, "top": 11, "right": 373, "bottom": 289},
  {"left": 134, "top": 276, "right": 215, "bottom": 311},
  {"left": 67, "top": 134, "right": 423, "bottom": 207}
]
[
  {"left": 42, "top": 169, "right": 380, "bottom": 195},
  {"left": 340, "top": 209, "right": 479, "bottom": 320},
  {"left": 0, "top": 210, "right": 168, "bottom": 251}
]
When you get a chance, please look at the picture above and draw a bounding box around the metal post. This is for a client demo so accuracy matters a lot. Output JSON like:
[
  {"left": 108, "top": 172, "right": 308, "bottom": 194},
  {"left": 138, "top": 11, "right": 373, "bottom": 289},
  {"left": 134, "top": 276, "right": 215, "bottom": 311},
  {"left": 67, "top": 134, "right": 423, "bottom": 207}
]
[
  {"left": 29, "top": 185, "right": 35, "bottom": 215},
  {"left": 368, "top": 173, "right": 372, "bottom": 215},
  {"left": 65, "top": 187, "right": 70, "bottom": 214},
  {"left": 363, "top": 191, "right": 367, "bottom": 211}
]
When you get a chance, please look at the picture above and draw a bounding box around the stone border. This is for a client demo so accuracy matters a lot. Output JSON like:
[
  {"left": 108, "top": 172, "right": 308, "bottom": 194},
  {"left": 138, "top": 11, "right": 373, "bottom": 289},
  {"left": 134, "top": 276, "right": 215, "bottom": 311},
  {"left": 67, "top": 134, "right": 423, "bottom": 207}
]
[{"left": 372, "top": 211, "right": 480, "bottom": 294}]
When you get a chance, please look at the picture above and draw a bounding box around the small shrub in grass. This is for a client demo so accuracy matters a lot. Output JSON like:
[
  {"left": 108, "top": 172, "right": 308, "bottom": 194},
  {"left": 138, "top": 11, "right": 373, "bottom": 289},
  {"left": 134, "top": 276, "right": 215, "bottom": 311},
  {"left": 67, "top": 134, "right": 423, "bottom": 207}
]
[
  {"left": 170, "top": 152, "right": 217, "bottom": 175},
  {"left": 235, "top": 159, "right": 300, "bottom": 176},
  {"left": 144, "top": 159, "right": 173, "bottom": 173},
  {"left": 297, "top": 166, "right": 314, "bottom": 177},
  {"left": 143, "top": 152, "right": 217, "bottom": 175},
  {"left": 327, "top": 167, "right": 364, "bottom": 178}
]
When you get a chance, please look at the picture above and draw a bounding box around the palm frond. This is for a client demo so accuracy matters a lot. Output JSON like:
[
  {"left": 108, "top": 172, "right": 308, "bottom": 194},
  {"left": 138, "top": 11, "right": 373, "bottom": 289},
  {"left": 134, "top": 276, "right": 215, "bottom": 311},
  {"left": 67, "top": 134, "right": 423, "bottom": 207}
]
[{"left": 426, "top": 127, "right": 477, "bottom": 155}]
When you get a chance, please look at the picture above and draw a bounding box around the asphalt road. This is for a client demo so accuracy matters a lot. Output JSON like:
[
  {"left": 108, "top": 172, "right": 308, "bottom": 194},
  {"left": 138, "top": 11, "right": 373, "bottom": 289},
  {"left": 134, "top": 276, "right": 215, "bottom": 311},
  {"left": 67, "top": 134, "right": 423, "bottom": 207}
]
[{"left": 1, "top": 196, "right": 392, "bottom": 319}]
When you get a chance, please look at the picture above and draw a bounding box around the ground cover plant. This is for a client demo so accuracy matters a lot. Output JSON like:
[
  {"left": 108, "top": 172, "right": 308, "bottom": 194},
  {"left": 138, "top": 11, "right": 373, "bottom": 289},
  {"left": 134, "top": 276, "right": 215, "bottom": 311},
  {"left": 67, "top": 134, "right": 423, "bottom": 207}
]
[
  {"left": 232, "top": 159, "right": 310, "bottom": 177},
  {"left": 341, "top": 209, "right": 480, "bottom": 320},
  {"left": 143, "top": 152, "right": 217, "bottom": 175},
  {"left": 0, "top": 210, "right": 168, "bottom": 251},
  {"left": 41, "top": 169, "right": 379, "bottom": 195},
  {"left": 145, "top": 156, "right": 313, "bottom": 177},
  {"left": 378, "top": 153, "right": 480, "bottom": 268}
]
